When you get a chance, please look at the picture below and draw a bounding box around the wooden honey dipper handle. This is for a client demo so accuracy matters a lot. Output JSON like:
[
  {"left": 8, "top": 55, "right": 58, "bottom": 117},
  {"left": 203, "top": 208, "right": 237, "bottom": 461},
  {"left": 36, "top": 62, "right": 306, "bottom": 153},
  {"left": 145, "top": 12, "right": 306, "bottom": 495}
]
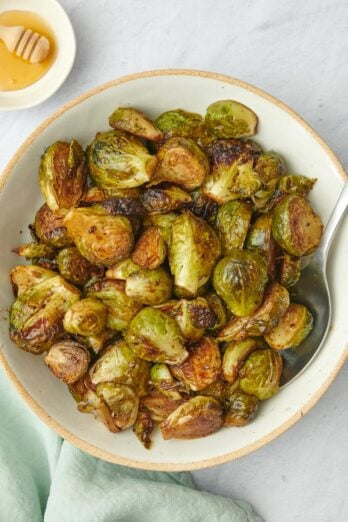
[{"left": 0, "top": 24, "right": 50, "bottom": 63}]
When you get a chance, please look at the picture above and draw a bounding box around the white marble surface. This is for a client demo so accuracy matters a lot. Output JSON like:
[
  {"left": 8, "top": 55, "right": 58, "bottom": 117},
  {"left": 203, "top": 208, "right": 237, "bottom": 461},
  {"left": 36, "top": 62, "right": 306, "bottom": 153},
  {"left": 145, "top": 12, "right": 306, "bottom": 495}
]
[{"left": 0, "top": 1, "right": 347, "bottom": 520}]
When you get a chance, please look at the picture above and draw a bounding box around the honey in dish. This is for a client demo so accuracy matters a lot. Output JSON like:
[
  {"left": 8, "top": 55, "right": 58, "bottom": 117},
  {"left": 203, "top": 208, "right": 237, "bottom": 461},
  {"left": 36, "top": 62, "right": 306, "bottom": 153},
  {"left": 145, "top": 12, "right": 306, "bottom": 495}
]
[{"left": 0, "top": 10, "right": 56, "bottom": 92}]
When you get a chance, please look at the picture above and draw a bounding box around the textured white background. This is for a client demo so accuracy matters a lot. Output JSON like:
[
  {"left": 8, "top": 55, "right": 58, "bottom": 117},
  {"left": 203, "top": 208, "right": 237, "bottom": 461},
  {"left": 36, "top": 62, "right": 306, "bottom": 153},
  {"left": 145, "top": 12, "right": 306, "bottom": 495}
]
[{"left": 0, "top": 1, "right": 347, "bottom": 521}]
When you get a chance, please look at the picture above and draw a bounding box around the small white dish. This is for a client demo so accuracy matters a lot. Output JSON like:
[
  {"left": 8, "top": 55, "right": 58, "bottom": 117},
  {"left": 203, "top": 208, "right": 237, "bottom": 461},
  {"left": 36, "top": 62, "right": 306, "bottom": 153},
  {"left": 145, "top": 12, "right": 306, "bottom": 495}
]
[{"left": 0, "top": 0, "right": 76, "bottom": 110}]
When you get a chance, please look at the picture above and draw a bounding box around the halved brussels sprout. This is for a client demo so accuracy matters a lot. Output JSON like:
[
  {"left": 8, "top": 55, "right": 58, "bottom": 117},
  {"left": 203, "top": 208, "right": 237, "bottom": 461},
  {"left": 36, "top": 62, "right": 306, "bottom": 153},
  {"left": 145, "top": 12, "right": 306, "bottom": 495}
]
[
  {"left": 76, "top": 329, "right": 113, "bottom": 354},
  {"left": 279, "top": 253, "right": 301, "bottom": 288},
  {"left": 155, "top": 109, "right": 205, "bottom": 141},
  {"left": 105, "top": 258, "right": 141, "bottom": 280},
  {"left": 171, "top": 337, "right": 221, "bottom": 391},
  {"left": 39, "top": 140, "right": 86, "bottom": 210},
  {"left": 272, "top": 195, "right": 323, "bottom": 256},
  {"left": 160, "top": 396, "right": 223, "bottom": 439},
  {"left": 148, "top": 212, "right": 178, "bottom": 246},
  {"left": 215, "top": 200, "right": 252, "bottom": 253},
  {"left": 200, "top": 379, "right": 226, "bottom": 402},
  {"left": 222, "top": 338, "right": 258, "bottom": 384},
  {"left": 184, "top": 189, "right": 218, "bottom": 223},
  {"left": 10, "top": 273, "right": 80, "bottom": 353},
  {"left": 96, "top": 382, "right": 139, "bottom": 430},
  {"left": 124, "top": 307, "right": 188, "bottom": 364},
  {"left": 57, "top": 247, "right": 103, "bottom": 286},
  {"left": 133, "top": 407, "right": 154, "bottom": 449},
  {"left": 224, "top": 389, "right": 259, "bottom": 427},
  {"left": 205, "top": 100, "right": 258, "bottom": 139},
  {"left": 10, "top": 265, "right": 56, "bottom": 299},
  {"left": 245, "top": 213, "right": 279, "bottom": 280},
  {"left": 168, "top": 212, "right": 221, "bottom": 297},
  {"left": 218, "top": 283, "right": 290, "bottom": 342},
  {"left": 87, "top": 130, "right": 157, "bottom": 189},
  {"left": 173, "top": 281, "right": 210, "bottom": 300},
  {"left": 203, "top": 138, "right": 261, "bottom": 203},
  {"left": 131, "top": 227, "right": 167, "bottom": 269},
  {"left": 150, "top": 363, "right": 186, "bottom": 400},
  {"left": 81, "top": 185, "right": 142, "bottom": 203},
  {"left": 64, "top": 207, "right": 134, "bottom": 266},
  {"left": 141, "top": 391, "right": 188, "bottom": 423},
  {"left": 153, "top": 137, "right": 209, "bottom": 191},
  {"left": 213, "top": 250, "right": 268, "bottom": 317},
  {"left": 125, "top": 267, "right": 172, "bottom": 305},
  {"left": 239, "top": 349, "right": 283, "bottom": 400},
  {"left": 34, "top": 204, "right": 72, "bottom": 248},
  {"left": 141, "top": 184, "right": 191, "bottom": 214},
  {"left": 278, "top": 175, "right": 316, "bottom": 197},
  {"left": 254, "top": 151, "right": 286, "bottom": 189},
  {"left": 264, "top": 303, "right": 313, "bottom": 350},
  {"left": 204, "top": 292, "right": 227, "bottom": 331},
  {"left": 13, "top": 242, "right": 56, "bottom": 260},
  {"left": 109, "top": 107, "right": 163, "bottom": 141},
  {"left": 63, "top": 297, "right": 108, "bottom": 336},
  {"left": 45, "top": 341, "right": 90, "bottom": 384},
  {"left": 86, "top": 279, "right": 143, "bottom": 331},
  {"left": 89, "top": 340, "right": 150, "bottom": 395}
]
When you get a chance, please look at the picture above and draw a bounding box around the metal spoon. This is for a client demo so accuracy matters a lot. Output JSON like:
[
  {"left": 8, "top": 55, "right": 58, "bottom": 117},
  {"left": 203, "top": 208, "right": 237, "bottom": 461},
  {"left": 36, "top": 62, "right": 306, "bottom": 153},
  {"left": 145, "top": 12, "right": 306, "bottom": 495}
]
[{"left": 280, "top": 181, "right": 348, "bottom": 386}]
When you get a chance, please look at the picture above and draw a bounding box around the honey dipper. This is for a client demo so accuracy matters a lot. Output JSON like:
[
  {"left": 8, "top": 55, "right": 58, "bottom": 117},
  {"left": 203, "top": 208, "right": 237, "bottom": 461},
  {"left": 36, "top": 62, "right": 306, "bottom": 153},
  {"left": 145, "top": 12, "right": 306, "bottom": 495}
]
[{"left": 0, "top": 24, "right": 50, "bottom": 63}]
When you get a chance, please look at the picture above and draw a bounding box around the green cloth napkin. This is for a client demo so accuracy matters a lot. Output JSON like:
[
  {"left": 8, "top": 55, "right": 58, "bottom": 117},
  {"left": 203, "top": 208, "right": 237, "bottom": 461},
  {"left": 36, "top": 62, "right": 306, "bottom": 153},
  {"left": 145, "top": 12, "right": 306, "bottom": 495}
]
[{"left": 0, "top": 367, "right": 262, "bottom": 522}]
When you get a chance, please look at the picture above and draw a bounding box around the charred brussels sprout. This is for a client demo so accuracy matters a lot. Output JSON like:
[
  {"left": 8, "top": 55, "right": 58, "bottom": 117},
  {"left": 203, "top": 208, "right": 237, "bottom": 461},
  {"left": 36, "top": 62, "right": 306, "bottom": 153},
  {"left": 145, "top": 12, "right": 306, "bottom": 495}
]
[
  {"left": 131, "top": 227, "right": 167, "bottom": 269},
  {"left": 34, "top": 204, "right": 72, "bottom": 248},
  {"left": 39, "top": 140, "right": 86, "bottom": 211},
  {"left": 13, "top": 242, "right": 55, "bottom": 260},
  {"left": 239, "top": 349, "right": 282, "bottom": 400},
  {"left": 272, "top": 195, "right": 323, "bottom": 256},
  {"left": 81, "top": 185, "right": 142, "bottom": 203},
  {"left": 86, "top": 279, "right": 142, "bottom": 331},
  {"left": 155, "top": 109, "right": 205, "bottom": 141},
  {"left": 109, "top": 107, "right": 162, "bottom": 141},
  {"left": 245, "top": 213, "right": 279, "bottom": 280},
  {"left": 264, "top": 303, "right": 313, "bottom": 350},
  {"left": 10, "top": 265, "right": 56, "bottom": 298},
  {"left": 160, "top": 396, "right": 223, "bottom": 439},
  {"left": 204, "top": 292, "right": 227, "bottom": 331},
  {"left": 205, "top": 100, "right": 258, "bottom": 139},
  {"left": 57, "top": 247, "right": 103, "bottom": 286},
  {"left": 222, "top": 338, "right": 258, "bottom": 384},
  {"left": 278, "top": 174, "right": 316, "bottom": 197},
  {"left": 153, "top": 137, "right": 209, "bottom": 191},
  {"left": 184, "top": 189, "right": 218, "bottom": 223},
  {"left": 279, "top": 253, "right": 301, "bottom": 288},
  {"left": 200, "top": 379, "right": 226, "bottom": 402},
  {"left": 125, "top": 267, "right": 172, "bottom": 305},
  {"left": 203, "top": 138, "right": 261, "bottom": 203},
  {"left": 218, "top": 283, "right": 290, "bottom": 342},
  {"left": 96, "top": 382, "right": 139, "bottom": 430},
  {"left": 171, "top": 337, "right": 221, "bottom": 391},
  {"left": 141, "top": 184, "right": 191, "bottom": 214},
  {"left": 168, "top": 212, "right": 221, "bottom": 297},
  {"left": 215, "top": 200, "right": 252, "bottom": 253},
  {"left": 105, "top": 258, "right": 141, "bottom": 280},
  {"left": 124, "top": 307, "right": 188, "bottom": 365},
  {"left": 213, "top": 250, "right": 268, "bottom": 317},
  {"left": 87, "top": 130, "right": 157, "bottom": 189},
  {"left": 148, "top": 212, "right": 178, "bottom": 245},
  {"left": 63, "top": 297, "right": 107, "bottom": 336},
  {"left": 10, "top": 272, "right": 80, "bottom": 353},
  {"left": 64, "top": 207, "right": 134, "bottom": 266},
  {"left": 224, "top": 390, "right": 259, "bottom": 427},
  {"left": 45, "top": 341, "right": 90, "bottom": 384},
  {"left": 133, "top": 407, "right": 154, "bottom": 449}
]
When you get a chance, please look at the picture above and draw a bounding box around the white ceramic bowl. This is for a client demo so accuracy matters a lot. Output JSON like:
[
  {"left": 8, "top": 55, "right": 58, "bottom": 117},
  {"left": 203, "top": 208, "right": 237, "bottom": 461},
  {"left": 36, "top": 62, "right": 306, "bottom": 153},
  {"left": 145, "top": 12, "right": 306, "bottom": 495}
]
[
  {"left": 0, "top": 70, "right": 347, "bottom": 471},
  {"left": 0, "top": 0, "right": 76, "bottom": 110}
]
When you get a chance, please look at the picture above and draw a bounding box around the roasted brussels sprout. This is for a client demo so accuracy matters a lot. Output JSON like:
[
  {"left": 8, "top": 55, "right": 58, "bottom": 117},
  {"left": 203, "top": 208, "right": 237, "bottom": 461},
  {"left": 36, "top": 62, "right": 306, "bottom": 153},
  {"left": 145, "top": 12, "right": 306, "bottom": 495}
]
[
  {"left": 245, "top": 213, "right": 279, "bottom": 279},
  {"left": 204, "top": 292, "right": 227, "bottom": 331},
  {"left": 239, "top": 349, "right": 282, "bottom": 400},
  {"left": 89, "top": 340, "right": 150, "bottom": 395},
  {"left": 168, "top": 212, "right": 221, "bottom": 296},
  {"left": 272, "top": 195, "right": 323, "bottom": 256},
  {"left": 91, "top": 196, "right": 146, "bottom": 236},
  {"left": 39, "top": 140, "right": 86, "bottom": 210},
  {"left": 87, "top": 130, "right": 157, "bottom": 189},
  {"left": 205, "top": 100, "right": 258, "bottom": 139},
  {"left": 57, "top": 247, "right": 103, "bottom": 286},
  {"left": 215, "top": 200, "right": 252, "bottom": 253},
  {"left": 200, "top": 379, "right": 226, "bottom": 402},
  {"left": 45, "top": 341, "right": 90, "bottom": 384},
  {"left": 153, "top": 137, "right": 209, "bottom": 191},
  {"left": 13, "top": 242, "right": 56, "bottom": 260},
  {"left": 95, "top": 382, "right": 139, "bottom": 430},
  {"left": 63, "top": 297, "right": 107, "bottom": 336},
  {"left": 125, "top": 267, "right": 172, "bottom": 305},
  {"left": 224, "top": 389, "right": 259, "bottom": 427},
  {"left": 148, "top": 212, "right": 178, "bottom": 245},
  {"left": 86, "top": 279, "right": 143, "bottom": 331},
  {"left": 264, "top": 303, "right": 313, "bottom": 350},
  {"left": 141, "top": 390, "right": 188, "bottom": 423},
  {"left": 255, "top": 151, "right": 286, "bottom": 189},
  {"left": 34, "top": 203, "right": 72, "bottom": 248},
  {"left": 183, "top": 189, "right": 218, "bottom": 223},
  {"left": 131, "top": 227, "right": 167, "bottom": 269},
  {"left": 218, "top": 282, "right": 290, "bottom": 342},
  {"left": 64, "top": 207, "right": 134, "bottom": 266},
  {"left": 105, "top": 258, "right": 141, "bottom": 280},
  {"left": 124, "top": 307, "right": 188, "bottom": 364},
  {"left": 133, "top": 407, "right": 154, "bottom": 449},
  {"left": 203, "top": 138, "right": 261, "bottom": 203},
  {"left": 81, "top": 185, "right": 142, "bottom": 203},
  {"left": 76, "top": 330, "right": 113, "bottom": 354},
  {"left": 171, "top": 337, "right": 221, "bottom": 391},
  {"left": 141, "top": 184, "right": 191, "bottom": 214},
  {"left": 278, "top": 174, "right": 316, "bottom": 197},
  {"left": 10, "top": 265, "right": 56, "bottom": 298},
  {"left": 150, "top": 363, "right": 187, "bottom": 400},
  {"left": 213, "top": 250, "right": 268, "bottom": 317},
  {"left": 109, "top": 107, "right": 163, "bottom": 141},
  {"left": 10, "top": 272, "right": 80, "bottom": 353},
  {"left": 155, "top": 109, "right": 205, "bottom": 141},
  {"left": 222, "top": 338, "right": 258, "bottom": 384},
  {"left": 279, "top": 253, "right": 301, "bottom": 288},
  {"left": 160, "top": 396, "right": 223, "bottom": 439}
]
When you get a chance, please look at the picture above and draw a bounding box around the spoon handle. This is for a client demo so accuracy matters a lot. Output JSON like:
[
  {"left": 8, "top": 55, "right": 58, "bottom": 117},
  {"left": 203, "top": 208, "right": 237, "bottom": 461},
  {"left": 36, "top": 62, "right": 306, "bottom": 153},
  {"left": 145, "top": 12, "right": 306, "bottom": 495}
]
[{"left": 319, "top": 181, "right": 348, "bottom": 266}]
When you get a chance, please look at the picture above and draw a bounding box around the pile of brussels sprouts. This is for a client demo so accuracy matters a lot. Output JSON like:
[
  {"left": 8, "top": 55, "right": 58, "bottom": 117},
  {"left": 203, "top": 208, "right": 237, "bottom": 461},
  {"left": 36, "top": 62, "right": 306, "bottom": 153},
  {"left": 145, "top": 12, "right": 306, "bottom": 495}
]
[{"left": 9, "top": 100, "right": 323, "bottom": 448}]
